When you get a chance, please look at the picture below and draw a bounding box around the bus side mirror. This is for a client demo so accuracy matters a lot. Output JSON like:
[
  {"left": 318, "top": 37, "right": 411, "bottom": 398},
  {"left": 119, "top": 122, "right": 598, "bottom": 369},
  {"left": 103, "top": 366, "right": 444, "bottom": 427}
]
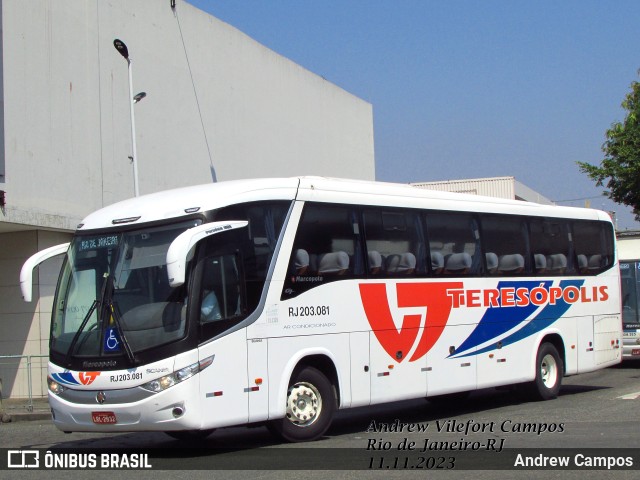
[
  {"left": 166, "top": 221, "right": 248, "bottom": 287},
  {"left": 20, "top": 243, "right": 70, "bottom": 302}
]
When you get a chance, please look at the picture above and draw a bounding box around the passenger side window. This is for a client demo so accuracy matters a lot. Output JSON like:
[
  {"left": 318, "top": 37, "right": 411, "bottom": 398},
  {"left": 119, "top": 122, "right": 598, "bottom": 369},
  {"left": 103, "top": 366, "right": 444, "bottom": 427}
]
[
  {"left": 481, "top": 215, "right": 529, "bottom": 275},
  {"left": 529, "top": 220, "right": 572, "bottom": 275},
  {"left": 363, "top": 209, "right": 426, "bottom": 276},
  {"left": 282, "top": 203, "right": 363, "bottom": 298},
  {"left": 425, "top": 213, "right": 481, "bottom": 276},
  {"left": 572, "top": 221, "right": 614, "bottom": 274}
]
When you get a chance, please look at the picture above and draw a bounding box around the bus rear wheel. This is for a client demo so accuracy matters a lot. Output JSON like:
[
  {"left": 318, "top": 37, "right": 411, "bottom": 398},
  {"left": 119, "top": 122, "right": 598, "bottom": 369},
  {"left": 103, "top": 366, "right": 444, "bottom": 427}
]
[
  {"left": 529, "top": 342, "right": 563, "bottom": 400},
  {"left": 268, "top": 366, "right": 336, "bottom": 442}
]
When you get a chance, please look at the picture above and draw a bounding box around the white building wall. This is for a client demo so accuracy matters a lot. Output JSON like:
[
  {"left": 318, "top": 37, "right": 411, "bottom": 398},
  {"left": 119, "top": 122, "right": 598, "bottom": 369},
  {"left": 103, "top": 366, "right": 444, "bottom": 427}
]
[
  {"left": 0, "top": 230, "right": 67, "bottom": 399},
  {"left": 617, "top": 234, "right": 640, "bottom": 261},
  {"left": 0, "top": 0, "right": 374, "bottom": 398},
  {"left": 1, "top": 0, "right": 374, "bottom": 224},
  {"left": 513, "top": 180, "right": 555, "bottom": 205}
]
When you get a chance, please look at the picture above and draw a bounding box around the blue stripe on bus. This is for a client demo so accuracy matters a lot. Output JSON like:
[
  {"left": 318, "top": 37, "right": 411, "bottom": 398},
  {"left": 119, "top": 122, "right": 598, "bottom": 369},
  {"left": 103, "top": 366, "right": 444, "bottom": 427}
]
[
  {"left": 452, "top": 279, "right": 584, "bottom": 358},
  {"left": 51, "top": 372, "right": 81, "bottom": 386},
  {"left": 452, "top": 280, "right": 548, "bottom": 357}
]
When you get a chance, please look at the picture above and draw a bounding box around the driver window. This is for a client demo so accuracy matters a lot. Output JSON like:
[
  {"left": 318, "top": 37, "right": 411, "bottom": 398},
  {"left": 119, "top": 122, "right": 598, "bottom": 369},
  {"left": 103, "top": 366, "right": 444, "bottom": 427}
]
[{"left": 199, "top": 254, "right": 242, "bottom": 323}]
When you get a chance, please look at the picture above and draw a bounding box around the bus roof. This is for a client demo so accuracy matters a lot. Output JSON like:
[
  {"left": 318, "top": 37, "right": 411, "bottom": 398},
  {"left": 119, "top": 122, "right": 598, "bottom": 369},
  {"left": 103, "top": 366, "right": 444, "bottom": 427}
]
[{"left": 77, "top": 176, "right": 611, "bottom": 231}]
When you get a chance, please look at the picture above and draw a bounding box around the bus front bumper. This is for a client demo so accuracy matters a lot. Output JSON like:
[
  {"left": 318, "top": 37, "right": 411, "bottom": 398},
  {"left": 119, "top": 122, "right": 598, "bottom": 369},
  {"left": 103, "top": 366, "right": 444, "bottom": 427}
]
[{"left": 48, "top": 377, "right": 202, "bottom": 433}]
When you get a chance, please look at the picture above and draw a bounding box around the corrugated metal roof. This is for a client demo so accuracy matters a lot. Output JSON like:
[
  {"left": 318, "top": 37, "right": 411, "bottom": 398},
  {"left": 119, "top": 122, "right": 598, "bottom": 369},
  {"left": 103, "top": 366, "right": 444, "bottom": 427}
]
[
  {"left": 412, "top": 177, "right": 515, "bottom": 200},
  {"left": 412, "top": 176, "right": 555, "bottom": 205}
]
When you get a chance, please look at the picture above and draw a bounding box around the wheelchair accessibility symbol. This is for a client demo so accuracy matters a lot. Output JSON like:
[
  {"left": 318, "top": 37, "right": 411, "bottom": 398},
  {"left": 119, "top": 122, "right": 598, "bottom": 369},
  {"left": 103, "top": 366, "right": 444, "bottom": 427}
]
[{"left": 104, "top": 327, "right": 121, "bottom": 352}]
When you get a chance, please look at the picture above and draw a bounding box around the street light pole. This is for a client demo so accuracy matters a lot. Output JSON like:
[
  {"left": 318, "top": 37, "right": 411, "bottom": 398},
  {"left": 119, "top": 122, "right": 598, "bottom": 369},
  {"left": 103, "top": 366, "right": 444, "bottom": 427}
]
[{"left": 114, "top": 39, "right": 144, "bottom": 197}]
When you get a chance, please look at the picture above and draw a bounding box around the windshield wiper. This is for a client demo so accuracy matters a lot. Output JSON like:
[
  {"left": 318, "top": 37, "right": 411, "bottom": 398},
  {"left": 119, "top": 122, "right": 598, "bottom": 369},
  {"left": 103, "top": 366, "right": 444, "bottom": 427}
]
[
  {"left": 107, "top": 301, "right": 137, "bottom": 365},
  {"left": 63, "top": 299, "right": 99, "bottom": 367},
  {"left": 102, "top": 273, "right": 137, "bottom": 366},
  {"left": 63, "top": 271, "right": 112, "bottom": 366},
  {"left": 64, "top": 273, "right": 137, "bottom": 367}
]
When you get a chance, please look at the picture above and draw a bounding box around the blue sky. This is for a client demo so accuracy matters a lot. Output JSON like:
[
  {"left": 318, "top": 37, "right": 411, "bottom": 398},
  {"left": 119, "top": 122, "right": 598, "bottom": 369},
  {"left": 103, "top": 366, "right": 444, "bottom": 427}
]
[{"left": 187, "top": 0, "right": 640, "bottom": 229}]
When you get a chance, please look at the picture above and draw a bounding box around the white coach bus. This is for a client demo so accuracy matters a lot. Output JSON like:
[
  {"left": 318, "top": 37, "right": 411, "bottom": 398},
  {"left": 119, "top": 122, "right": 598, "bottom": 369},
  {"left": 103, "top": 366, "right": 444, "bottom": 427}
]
[{"left": 21, "top": 177, "right": 622, "bottom": 442}]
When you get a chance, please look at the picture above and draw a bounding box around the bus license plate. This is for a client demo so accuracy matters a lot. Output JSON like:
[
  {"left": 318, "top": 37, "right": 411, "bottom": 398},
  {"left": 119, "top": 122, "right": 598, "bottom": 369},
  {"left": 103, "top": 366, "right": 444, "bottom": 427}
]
[
  {"left": 632, "top": 349, "right": 640, "bottom": 356},
  {"left": 92, "top": 412, "right": 117, "bottom": 424}
]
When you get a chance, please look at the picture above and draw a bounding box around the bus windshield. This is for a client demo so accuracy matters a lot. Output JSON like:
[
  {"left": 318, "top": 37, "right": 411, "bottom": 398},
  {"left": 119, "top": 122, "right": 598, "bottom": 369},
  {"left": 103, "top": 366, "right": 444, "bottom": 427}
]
[
  {"left": 51, "top": 219, "right": 202, "bottom": 361},
  {"left": 621, "top": 261, "right": 640, "bottom": 330}
]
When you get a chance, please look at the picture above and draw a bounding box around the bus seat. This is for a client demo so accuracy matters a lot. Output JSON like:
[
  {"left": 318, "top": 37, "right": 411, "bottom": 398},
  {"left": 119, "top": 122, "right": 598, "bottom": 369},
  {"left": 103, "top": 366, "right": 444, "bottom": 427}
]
[
  {"left": 546, "top": 254, "right": 567, "bottom": 273},
  {"left": 498, "top": 254, "right": 524, "bottom": 273},
  {"left": 577, "top": 254, "right": 588, "bottom": 273},
  {"left": 294, "top": 248, "right": 310, "bottom": 275},
  {"left": 368, "top": 250, "right": 383, "bottom": 274},
  {"left": 318, "top": 251, "right": 349, "bottom": 275},
  {"left": 485, "top": 252, "right": 498, "bottom": 274},
  {"left": 386, "top": 252, "right": 416, "bottom": 274},
  {"left": 588, "top": 254, "right": 602, "bottom": 271},
  {"left": 444, "top": 252, "right": 472, "bottom": 274},
  {"left": 431, "top": 251, "right": 444, "bottom": 274},
  {"left": 400, "top": 252, "right": 416, "bottom": 274},
  {"left": 534, "top": 254, "right": 547, "bottom": 273}
]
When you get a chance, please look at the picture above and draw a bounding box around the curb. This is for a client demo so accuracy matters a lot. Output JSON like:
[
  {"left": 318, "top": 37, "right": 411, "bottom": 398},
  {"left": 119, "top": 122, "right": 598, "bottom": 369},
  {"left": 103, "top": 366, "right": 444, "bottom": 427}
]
[
  {"left": 0, "top": 400, "right": 52, "bottom": 424},
  {"left": 0, "top": 411, "right": 51, "bottom": 425},
  {"left": 0, "top": 411, "right": 52, "bottom": 423}
]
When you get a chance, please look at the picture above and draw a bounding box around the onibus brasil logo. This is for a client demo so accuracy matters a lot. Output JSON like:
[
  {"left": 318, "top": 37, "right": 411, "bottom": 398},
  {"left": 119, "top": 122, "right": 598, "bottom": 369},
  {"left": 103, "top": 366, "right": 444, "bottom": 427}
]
[{"left": 359, "top": 280, "right": 609, "bottom": 362}]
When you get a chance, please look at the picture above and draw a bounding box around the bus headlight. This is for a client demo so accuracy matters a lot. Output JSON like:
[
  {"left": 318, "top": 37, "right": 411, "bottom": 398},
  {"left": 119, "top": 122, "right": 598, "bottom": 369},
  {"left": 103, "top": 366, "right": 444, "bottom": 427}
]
[
  {"left": 141, "top": 355, "right": 214, "bottom": 393},
  {"left": 47, "top": 377, "right": 66, "bottom": 396}
]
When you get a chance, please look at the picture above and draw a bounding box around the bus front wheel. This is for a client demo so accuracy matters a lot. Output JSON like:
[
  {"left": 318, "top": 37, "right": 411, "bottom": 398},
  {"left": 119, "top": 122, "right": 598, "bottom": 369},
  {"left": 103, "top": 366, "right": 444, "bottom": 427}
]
[
  {"left": 529, "top": 342, "right": 563, "bottom": 400},
  {"left": 268, "top": 366, "right": 336, "bottom": 442}
]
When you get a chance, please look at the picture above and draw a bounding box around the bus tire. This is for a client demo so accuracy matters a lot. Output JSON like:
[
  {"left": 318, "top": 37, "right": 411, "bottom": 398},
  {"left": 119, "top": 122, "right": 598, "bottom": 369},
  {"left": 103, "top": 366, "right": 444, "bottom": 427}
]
[
  {"left": 529, "top": 342, "right": 563, "bottom": 400},
  {"left": 268, "top": 366, "right": 336, "bottom": 442},
  {"left": 164, "top": 429, "right": 216, "bottom": 442}
]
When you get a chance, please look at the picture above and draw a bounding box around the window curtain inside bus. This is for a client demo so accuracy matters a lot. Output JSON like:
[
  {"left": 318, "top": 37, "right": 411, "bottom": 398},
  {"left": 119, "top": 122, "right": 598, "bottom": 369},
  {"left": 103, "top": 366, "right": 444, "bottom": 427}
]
[
  {"left": 350, "top": 210, "right": 364, "bottom": 275},
  {"left": 470, "top": 217, "right": 482, "bottom": 274},
  {"left": 521, "top": 220, "right": 531, "bottom": 273},
  {"left": 414, "top": 214, "right": 427, "bottom": 274}
]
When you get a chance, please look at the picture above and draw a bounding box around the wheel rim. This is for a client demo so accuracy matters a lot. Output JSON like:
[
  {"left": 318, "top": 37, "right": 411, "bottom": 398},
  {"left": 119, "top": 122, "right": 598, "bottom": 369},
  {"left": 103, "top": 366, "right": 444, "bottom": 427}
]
[
  {"left": 285, "top": 381, "right": 322, "bottom": 427},
  {"left": 540, "top": 353, "right": 558, "bottom": 388}
]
